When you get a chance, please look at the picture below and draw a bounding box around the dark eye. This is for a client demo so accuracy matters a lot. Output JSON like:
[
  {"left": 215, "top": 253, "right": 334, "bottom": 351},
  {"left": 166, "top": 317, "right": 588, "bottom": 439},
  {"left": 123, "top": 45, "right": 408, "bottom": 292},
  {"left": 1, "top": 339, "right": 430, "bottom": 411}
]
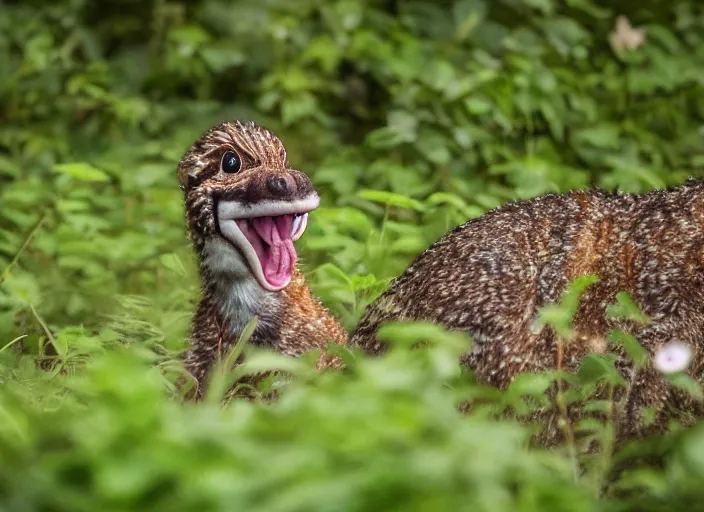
[{"left": 221, "top": 150, "right": 241, "bottom": 173}]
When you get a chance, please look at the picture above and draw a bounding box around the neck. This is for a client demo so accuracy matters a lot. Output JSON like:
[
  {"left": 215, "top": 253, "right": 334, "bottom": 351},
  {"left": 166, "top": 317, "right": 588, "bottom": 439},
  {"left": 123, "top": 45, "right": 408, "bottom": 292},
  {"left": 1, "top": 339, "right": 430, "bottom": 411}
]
[
  {"left": 184, "top": 236, "right": 347, "bottom": 393},
  {"left": 183, "top": 237, "right": 279, "bottom": 389},
  {"left": 199, "top": 238, "right": 278, "bottom": 343}
]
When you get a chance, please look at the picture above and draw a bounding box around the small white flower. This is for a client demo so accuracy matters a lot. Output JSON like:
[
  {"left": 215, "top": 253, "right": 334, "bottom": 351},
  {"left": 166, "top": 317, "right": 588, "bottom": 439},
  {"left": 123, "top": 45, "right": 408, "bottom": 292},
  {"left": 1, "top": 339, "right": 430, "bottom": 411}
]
[
  {"left": 653, "top": 342, "right": 692, "bottom": 374},
  {"left": 609, "top": 15, "right": 646, "bottom": 53}
]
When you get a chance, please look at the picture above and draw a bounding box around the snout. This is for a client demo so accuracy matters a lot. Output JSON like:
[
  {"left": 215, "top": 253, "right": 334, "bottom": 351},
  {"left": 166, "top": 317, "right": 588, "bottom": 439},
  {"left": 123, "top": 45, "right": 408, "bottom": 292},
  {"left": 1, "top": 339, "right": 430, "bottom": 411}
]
[
  {"left": 246, "top": 169, "right": 315, "bottom": 204},
  {"left": 267, "top": 174, "right": 295, "bottom": 197}
]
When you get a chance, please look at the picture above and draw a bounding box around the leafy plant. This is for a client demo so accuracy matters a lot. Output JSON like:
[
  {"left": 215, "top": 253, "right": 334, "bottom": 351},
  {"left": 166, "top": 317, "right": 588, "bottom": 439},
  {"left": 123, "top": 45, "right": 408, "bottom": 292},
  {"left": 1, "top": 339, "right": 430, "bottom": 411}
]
[{"left": 1, "top": 0, "right": 704, "bottom": 509}]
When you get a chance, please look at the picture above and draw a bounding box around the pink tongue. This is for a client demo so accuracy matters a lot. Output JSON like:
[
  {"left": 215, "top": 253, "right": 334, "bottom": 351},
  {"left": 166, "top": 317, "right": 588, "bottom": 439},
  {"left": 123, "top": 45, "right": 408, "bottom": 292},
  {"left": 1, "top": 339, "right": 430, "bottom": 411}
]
[{"left": 250, "top": 215, "right": 296, "bottom": 287}]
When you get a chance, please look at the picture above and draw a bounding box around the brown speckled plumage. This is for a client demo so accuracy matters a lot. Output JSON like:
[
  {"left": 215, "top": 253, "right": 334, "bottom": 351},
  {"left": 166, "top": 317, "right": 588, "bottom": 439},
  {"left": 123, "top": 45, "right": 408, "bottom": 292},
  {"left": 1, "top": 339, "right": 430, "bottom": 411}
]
[
  {"left": 351, "top": 181, "right": 704, "bottom": 441},
  {"left": 178, "top": 120, "right": 347, "bottom": 398}
]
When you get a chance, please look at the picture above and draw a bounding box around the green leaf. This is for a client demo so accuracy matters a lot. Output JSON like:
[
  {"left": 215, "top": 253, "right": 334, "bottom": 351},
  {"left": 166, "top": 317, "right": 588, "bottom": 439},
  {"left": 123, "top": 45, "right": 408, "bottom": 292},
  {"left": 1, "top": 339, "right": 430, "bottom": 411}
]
[
  {"left": 463, "top": 97, "right": 493, "bottom": 115},
  {"left": 608, "top": 329, "right": 648, "bottom": 369},
  {"left": 204, "top": 316, "right": 258, "bottom": 404},
  {"left": 578, "top": 353, "right": 626, "bottom": 387},
  {"left": 52, "top": 163, "right": 110, "bottom": 182},
  {"left": 425, "top": 192, "right": 469, "bottom": 210},
  {"left": 536, "top": 275, "right": 598, "bottom": 338},
  {"left": 539, "top": 100, "right": 564, "bottom": 141},
  {"left": 415, "top": 136, "right": 451, "bottom": 166},
  {"left": 606, "top": 292, "right": 649, "bottom": 323},
  {"left": 507, "top": 373, "right": 554, "bottom": 398},
  {"left": 574, "top": 125, "right": 621, "bottom": 149},
  {"left": 50, "top": 332, "right": 69, "bottom": 359},
  {"left": 281, "top": 94, "right": 319, "bottom": 125},
  {"left": 159, "top": 253, "right": 187, "bottom": 277},
  {"left": 523, "top": 0, "right": 554, "bottom": 14},
  {"left": 387, "top": 110, "right": 419, "bottom": 142},
  {"left": 583, "top": 400, "right": 612, "bottom": 414},
  {"left": 365, "top": 127, "right": 407, "bottom": 149},
  {"left": 376, "top": 321, "right": 470, "bottom": 352},
  {"left": 667, "top": 373, "right": 704, "bottom": 402},
  {"left": 201, "top": 45, "right": 245, "bottom": 72},
  {"left": 358, "top": 189, "right": 428, "bottom": 212}
]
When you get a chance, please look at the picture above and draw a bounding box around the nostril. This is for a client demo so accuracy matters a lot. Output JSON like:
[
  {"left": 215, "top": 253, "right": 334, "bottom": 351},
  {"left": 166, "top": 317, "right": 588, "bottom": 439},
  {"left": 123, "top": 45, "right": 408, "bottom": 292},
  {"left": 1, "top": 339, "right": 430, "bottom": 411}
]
[{"left": 267, "top": 175, "right": 289, "bottom": 196}]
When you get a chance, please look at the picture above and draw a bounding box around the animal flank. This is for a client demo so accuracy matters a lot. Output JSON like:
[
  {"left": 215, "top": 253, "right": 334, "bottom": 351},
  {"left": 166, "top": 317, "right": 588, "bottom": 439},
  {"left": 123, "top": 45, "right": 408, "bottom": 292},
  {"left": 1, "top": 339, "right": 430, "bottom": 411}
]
[{"left": 351, "top": 181, "right": 704, "bottom": 442}]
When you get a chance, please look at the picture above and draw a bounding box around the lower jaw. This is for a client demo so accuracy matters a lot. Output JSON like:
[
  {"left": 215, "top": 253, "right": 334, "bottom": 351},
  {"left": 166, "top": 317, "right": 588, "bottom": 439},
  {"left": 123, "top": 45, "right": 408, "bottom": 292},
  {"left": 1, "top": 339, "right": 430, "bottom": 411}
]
[
  {"left": 216, "top": 236, "right": 293, "bottom": 292},
  {"left": 216, "top": 212, "right": 309, "bottom": 292},
  {"left": 260, "top": 266, "right": 293, "bottom": 290},
  {"left": 253, "top": 272, "right": 292, "bottom": 292}
]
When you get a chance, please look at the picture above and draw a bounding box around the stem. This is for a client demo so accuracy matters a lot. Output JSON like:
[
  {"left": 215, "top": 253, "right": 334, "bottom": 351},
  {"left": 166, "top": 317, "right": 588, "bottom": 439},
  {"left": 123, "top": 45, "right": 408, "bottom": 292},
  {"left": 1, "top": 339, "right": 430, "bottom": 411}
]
[
  {"left": 0, "top": 335, "right": 27, "bottom": 353},
  {"left": 0, "top": 210, "right": 50, "bottom": 286},
  {"left": 379, "top": 204, "right": 390, "bottom": 248},
  {"left": 29, "top": 304, "right": 54, "bottom": 346},
  {"left": 28, "top": 304, "right": 63, "bottom": 372},
  {"left": 597, "top": 384, "right": 616, "bottom": 497},
  {"left": 555, "top": 335, "right": 579, "bottom": 481},
  {"left": 367, "top": 203, "right": 391, "bottom": 278}
]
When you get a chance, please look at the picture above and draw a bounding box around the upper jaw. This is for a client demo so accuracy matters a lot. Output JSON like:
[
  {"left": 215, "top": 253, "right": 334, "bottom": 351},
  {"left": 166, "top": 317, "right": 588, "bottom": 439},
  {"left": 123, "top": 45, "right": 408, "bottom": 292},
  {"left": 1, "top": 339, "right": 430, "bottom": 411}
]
[
  {"left": 215, "top": 193, "right": 320, "bottom": 291},
  {"left": 218, "top": 194, "right": 320, "bottom": 220}
]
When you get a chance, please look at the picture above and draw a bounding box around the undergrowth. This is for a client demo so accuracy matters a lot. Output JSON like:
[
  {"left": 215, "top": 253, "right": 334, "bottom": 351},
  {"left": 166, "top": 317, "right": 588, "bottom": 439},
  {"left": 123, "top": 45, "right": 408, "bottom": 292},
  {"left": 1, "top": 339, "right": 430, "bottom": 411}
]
[{"left": 2, "top": 0, "right": 704, "bottom": 510}]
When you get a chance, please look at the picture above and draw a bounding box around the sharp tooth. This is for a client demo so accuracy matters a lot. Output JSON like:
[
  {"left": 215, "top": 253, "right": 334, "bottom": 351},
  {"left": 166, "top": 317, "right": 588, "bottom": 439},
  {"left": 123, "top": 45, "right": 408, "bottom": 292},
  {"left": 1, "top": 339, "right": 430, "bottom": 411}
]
[{"left": 291, "top": 214, "right": 302, "bottom": 237}]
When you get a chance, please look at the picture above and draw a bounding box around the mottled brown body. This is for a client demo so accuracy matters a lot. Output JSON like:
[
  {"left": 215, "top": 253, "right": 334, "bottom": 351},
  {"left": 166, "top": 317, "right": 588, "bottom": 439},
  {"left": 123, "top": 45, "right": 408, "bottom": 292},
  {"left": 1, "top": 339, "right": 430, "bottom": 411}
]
[
  {"left": 352, "top": 181, "right": 704, "bottom": 439},
  {"left": 178, "top": 121, "right": 346, "bottom": 398},
  {"left": 185, "top": 266, "right": 347, "bottom": 395}
]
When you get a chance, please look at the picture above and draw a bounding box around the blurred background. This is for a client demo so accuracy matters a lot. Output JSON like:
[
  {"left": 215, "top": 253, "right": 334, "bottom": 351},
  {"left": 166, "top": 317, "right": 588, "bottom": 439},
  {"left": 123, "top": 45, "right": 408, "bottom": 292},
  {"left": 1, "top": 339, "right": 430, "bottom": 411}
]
[
  {"left": 2, "top": 0, "right": 704, "bottom": 342},
  {"left": 1, "top": 1, "right": 704, "bottom": 510},
  {"left": 1, "top": 0, "right": 704, "bottom": 354}
]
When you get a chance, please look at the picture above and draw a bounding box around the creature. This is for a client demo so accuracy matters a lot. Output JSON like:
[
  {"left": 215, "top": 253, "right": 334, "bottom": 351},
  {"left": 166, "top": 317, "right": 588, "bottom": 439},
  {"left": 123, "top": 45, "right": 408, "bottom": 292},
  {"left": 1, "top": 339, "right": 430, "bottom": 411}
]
[
  {"left": 178, "top": 120, "right": 347, "bottom": 398},
  {"left": 351, "top": 181, "right": 704, "bottom": 442}
]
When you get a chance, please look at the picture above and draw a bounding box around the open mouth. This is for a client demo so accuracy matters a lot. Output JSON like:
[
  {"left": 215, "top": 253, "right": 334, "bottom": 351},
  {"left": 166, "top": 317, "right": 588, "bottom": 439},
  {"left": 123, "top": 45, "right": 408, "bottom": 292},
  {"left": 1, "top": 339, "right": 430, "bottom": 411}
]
[{"left": 216, "top": 195, "right": 319, "bottom": 291}]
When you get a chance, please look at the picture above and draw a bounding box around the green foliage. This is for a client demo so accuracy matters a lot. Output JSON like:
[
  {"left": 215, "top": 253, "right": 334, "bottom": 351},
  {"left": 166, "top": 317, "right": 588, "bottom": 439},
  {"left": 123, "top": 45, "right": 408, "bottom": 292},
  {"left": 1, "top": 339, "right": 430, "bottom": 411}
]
[
  {"left": 536, "top": 274, "right": 599, "bottom": 339},
  {"left": 2, "top": 0, "right": 704, "bottom": 509},
  {"left": 0, "top": 343, "right": 599, "bottom": 512}
]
